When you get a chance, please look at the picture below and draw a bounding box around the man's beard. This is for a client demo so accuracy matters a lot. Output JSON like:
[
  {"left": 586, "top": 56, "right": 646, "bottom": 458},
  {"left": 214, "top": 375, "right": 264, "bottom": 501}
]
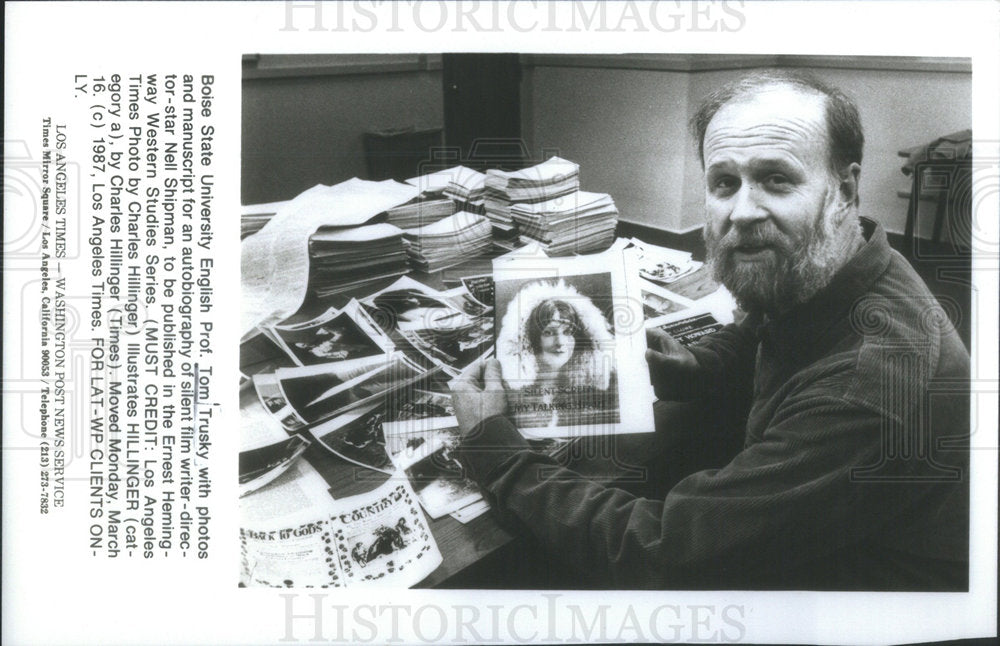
[{"left": 705, "top": 203, "right": 853, "bottom": 315}]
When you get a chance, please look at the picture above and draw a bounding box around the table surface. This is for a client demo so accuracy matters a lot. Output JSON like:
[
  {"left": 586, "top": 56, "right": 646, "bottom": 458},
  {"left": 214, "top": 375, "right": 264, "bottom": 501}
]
[{"left": 246, "top": 238, "right": 719, "bottom": 588}]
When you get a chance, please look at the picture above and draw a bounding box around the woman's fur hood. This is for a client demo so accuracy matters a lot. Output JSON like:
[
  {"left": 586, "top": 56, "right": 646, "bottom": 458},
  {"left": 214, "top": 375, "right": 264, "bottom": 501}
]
[{"left": 496, "top": 279, "right": 614, "bottom": 390}]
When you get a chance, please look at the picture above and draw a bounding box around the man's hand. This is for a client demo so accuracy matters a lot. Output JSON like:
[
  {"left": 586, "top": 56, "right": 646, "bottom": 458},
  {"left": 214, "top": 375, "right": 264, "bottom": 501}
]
[
  {"left": 449, "top": 358, "right": 508, "bottom": 436},
  {"left": 645, "top": 327, "right": 700, "bottom": 401}
]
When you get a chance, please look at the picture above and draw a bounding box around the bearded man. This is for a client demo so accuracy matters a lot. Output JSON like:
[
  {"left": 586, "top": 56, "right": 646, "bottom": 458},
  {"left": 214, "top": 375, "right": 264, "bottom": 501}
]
[{"left": 451, "top": 71, "right": 970, "bottom": 590}]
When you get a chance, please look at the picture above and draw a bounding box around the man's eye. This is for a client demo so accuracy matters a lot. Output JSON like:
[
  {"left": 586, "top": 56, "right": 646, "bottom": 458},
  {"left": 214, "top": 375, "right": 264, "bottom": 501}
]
[
  {"left": 764, "top": 174, "right": 790, "bottom": 189},
  {"left": 712, "top": 176, "right": 739, "bottom": 193}
]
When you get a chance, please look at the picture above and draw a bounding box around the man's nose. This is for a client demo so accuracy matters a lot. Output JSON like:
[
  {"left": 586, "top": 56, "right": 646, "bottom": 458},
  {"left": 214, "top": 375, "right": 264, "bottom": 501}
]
[{"left": 729, "top": 184, "right": 768, "bottom": 225}]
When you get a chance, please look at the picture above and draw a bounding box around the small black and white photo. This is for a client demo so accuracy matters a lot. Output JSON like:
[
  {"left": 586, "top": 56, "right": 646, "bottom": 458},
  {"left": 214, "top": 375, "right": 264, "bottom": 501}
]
[
  {"left": 269, "top": 302, "right": 393, "bottom": 366},
  {"left": 309, "top": 404, "right": 394, "bottom": 474},
  {"left": 380, "top": 389, "right": 457, "bottom": 438},
  {"left": 363, "top": 276, "right": 494, "bottom": 376},
  {"left": 401, "top": 444, "right": 483, "bottom": 520},
  {"left": 640, "top": 283, "right": 692, "bottom": 319},
  {"left": 363, "top": 276, "right": 471, "bottom": 334},
  {"left": 275, "top": 354, "right": 424, "bottom": 428},
  {"left": 275, "top": 356, "right": 383, "bottom": 420},
  {"left": 384, "top": 422, "right": 485, "bottom": 520},
  {"left": 251, "top": 372, "right": 288, "bottom": 415},
  {"left": 397, "top": 317, "right": 494, "bottom": 377},
  {"left": 459, "top": 274, "right": 495, "bottom": 308}
]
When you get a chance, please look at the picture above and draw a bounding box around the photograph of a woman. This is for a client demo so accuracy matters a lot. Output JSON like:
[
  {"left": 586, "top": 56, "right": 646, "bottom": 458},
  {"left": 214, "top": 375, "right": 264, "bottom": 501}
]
[{"left": 495, "top": 277, "right": 619, "bottom": 431}]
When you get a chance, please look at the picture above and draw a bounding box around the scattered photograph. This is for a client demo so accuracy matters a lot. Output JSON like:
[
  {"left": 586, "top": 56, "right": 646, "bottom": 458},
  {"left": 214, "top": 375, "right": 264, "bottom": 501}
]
[
  {"left": 384, "top": 421, "right": 462, "bottom": 465},
  {"left": 239, "top": 435, "right": 312, "bottom": 497},
  {"left": 630, "top": 237, "right": 700, "bottom": 285},
  {"left": 308, "top": 404, "right": 393, "bottom": 474},
  {"left": 403, "top": 447, "right": 483, "bottom": 520},
  {"left": 460, "top": 274, "right": 495, "bottom": 308},
  {"left": 442, "top": 285, "right": 492, "bottom": 318},
  {"left": 640, "top": 278, "right": 695, "bottom": 319},
  {"left": 269, "top": 300, "right": 394, "bottom": 366},
  {"left": 392, "top": 429, "right": 483, "bottom": 519},
  {"left": 241, "top": 328, "right": 296, "bottom": 378},
  {"left": 380, "top": 389, "right": 457, "bottom": 438},
  {"left": 362, "top": 277, "right": 494, "bottom": 376},
  {"left": 363, "top": 275, "right": 471, "bottom": 333},
  {"left": 252, "top": 372, "right": 289, "bottom": 414},
  {"left": 275, "top": 354, "right": 426, "bottom": 428},
  {"left": 397, "top": 317, "right": 493, "bottom": 377}
]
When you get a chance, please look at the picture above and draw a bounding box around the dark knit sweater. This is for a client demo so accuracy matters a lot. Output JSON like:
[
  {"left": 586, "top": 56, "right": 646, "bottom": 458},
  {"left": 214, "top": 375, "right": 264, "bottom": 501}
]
[{"left": 457, "top": 219, "right": 970, "bottom": 590}]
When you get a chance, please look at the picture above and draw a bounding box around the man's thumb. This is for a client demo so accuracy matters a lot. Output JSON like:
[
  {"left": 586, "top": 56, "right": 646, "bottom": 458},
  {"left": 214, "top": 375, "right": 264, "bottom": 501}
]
[{"left": 483, "top": 358, "right": 504, "bottom": 389}]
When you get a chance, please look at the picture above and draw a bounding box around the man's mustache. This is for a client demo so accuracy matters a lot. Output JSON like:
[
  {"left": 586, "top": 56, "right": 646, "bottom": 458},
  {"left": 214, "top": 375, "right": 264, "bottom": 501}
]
[{"left": 710, "top": 223, "right": 793, "bottom": 256}]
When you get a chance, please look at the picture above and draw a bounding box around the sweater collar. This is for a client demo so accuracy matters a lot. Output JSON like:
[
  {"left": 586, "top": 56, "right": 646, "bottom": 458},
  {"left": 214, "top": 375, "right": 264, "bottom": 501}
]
[{"left": 755, "top": 217, "right": 892, "bottom": 358}]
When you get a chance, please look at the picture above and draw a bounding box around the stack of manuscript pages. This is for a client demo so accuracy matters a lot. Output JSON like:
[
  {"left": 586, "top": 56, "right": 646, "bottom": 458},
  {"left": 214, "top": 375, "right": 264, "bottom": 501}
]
[
  {"left": 241, "top": 178, "right": 419, "bottom": 335},
  {"left": 402, "top": 211, "right": 493, "bottom": 272},
  {"left": 308, "top": 223, "right": 410, "bottom": 298},
  {"left": 406, "top": 165, "right": 487, "bottom": 215},
  {"left": 384, "top": 193, "right": 456, "bottom": 230},
  {"left": 484, "top": 156, "right": 580, "bottom": 236},
  {"left": 511, "top": 189, "right": 618, "bottom": 256},
  {"left": 442, "top": 166, "right": 487, "bottom": 215}
]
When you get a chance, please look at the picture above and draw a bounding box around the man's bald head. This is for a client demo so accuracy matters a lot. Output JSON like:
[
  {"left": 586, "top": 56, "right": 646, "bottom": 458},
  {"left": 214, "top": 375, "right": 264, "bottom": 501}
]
[{"left": 691, "top": 70, "right": 864, "bottom": 187}]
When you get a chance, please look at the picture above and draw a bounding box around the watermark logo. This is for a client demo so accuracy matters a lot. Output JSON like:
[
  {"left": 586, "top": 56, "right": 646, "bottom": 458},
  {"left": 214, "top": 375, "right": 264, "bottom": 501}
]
[
  {"left": 903, "top": 138, "right": 998, "bottom": 262},
  {"left": 279, "top": 593, "right": 746, "bottom": 643},
  {"left": 279, "top": 1, "right": 747, "bottom": 34},
  {"left": 848, "top": 296, "right": 972, "bottom": 483}
]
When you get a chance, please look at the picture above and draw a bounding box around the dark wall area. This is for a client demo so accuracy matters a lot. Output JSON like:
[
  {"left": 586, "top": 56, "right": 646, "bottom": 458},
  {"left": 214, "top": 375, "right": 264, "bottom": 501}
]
[{"left": 242, "top": 55, "right": 444, "bottom": 204}]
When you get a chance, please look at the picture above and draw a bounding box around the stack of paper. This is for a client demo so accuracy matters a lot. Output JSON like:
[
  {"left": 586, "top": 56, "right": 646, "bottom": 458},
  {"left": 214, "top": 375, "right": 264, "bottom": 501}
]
[
  {"left": 403, "top": 211, "right": 493, "bottom": 272},
  {"left": 511, "top": 189, "right": 618, "bottom": 256},
  {"left": 384, "top": 195, "right": 456, "bottom": 229},
  {"left": 242, "top": 178, "right": 418, "bottom": 335},
  {"left": 484, "top": 157, "right": 580, "bottom": 234},
  {"left": 443, "top": 166, "right": 487, "bottom": 215},
  {"left": 308, "top": 223, "right": 410, "bottom": 298}
]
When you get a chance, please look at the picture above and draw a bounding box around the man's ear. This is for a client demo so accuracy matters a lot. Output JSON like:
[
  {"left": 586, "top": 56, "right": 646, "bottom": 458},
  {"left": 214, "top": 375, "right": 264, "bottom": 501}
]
[{"left": 838, "top": 162, "right": 861, "bottom": 207}]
